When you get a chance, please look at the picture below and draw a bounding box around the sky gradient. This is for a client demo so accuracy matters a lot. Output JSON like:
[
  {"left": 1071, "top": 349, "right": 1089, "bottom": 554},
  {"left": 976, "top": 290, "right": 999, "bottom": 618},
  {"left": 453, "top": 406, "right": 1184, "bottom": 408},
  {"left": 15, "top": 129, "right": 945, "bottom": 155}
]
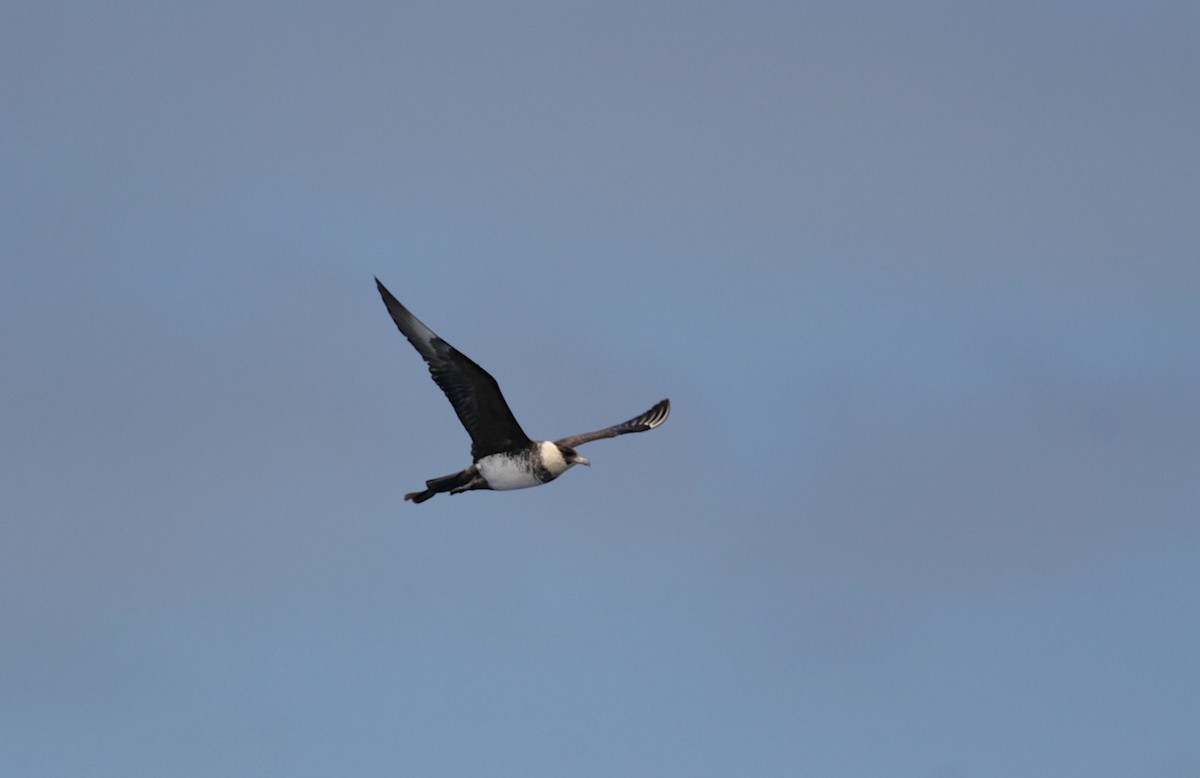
[{"left": 3, "top": 2, "right": 1198, "bottom": 776}]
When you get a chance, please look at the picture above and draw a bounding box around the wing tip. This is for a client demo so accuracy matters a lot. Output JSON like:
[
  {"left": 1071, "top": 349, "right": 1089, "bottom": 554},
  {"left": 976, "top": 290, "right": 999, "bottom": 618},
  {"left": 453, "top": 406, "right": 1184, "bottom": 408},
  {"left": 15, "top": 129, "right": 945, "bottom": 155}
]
[{"left": 646, "top": 397, "right": 670, "bottom": 429}]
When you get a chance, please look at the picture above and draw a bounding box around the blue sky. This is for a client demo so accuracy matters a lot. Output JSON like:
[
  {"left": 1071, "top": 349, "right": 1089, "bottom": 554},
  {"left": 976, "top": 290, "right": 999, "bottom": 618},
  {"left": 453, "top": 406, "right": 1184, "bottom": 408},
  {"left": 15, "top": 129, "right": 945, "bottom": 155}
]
[{"left": 3, "top": 2, "right": 1197, "bottom": 776}]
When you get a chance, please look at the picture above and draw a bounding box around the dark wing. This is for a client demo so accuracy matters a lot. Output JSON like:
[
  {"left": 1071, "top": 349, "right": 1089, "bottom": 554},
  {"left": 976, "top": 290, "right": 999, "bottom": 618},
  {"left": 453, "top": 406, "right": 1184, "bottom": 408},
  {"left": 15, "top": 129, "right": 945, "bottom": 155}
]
[
  {"left": 376, "top": 278, "right": 532, "bottom": 459},
  {"left": 555, "top": 398, "right": 670, "bottom": 449}
]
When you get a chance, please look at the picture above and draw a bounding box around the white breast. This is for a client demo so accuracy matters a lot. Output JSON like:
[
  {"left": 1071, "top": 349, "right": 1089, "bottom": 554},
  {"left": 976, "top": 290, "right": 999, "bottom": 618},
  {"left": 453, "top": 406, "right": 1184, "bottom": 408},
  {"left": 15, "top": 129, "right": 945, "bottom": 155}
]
[{"left": 477, "top": 453, "right": 543, "bottom": 491}]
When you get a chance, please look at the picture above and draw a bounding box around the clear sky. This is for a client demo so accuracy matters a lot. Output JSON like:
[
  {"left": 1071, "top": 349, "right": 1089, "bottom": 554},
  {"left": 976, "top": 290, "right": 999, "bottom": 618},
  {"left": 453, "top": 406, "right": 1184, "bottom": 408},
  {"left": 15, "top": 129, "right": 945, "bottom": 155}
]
[{"left": 3, "top": 2, "right": 1197, "bottom": 776}]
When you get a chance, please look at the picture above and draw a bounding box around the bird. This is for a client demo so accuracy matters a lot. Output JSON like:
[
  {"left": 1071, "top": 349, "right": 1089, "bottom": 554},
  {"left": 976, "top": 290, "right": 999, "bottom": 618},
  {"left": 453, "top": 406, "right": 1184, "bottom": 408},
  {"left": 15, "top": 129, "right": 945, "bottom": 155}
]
[{"left": 375, "top": 277, "right": 670, "bottom": 503}]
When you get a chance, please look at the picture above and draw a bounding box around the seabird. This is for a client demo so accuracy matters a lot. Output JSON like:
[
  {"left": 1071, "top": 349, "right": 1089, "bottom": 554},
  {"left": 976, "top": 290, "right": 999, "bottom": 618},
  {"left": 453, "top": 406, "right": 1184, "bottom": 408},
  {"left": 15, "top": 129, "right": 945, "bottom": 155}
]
[{"left": 375, "top": 277, "right": 670, "bottom": 503}]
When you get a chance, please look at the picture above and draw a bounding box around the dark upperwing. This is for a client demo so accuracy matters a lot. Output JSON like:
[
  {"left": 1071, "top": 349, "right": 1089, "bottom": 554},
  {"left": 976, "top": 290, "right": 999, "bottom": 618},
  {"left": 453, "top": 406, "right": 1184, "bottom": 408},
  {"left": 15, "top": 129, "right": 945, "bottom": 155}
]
[
  {"left": 376, "top": 278, "right": 532, "bottom": 460},
  {"left": 554, "top": 398, "right": 671, "bottom": 449}
]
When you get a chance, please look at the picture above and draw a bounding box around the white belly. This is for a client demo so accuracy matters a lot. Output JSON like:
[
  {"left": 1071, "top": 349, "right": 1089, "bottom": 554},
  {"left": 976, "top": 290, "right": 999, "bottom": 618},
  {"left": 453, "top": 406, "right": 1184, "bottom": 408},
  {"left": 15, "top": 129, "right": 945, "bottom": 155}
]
[{"left": 477, "top": 454, "right": 543, "bottom": 490}]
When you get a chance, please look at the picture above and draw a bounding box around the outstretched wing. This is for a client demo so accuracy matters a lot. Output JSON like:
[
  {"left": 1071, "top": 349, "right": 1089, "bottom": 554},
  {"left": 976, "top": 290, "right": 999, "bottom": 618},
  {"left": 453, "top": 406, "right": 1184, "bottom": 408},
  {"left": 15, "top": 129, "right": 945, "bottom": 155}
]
[
  {"left": 555, "top": 398, "right": 670, "bottom": 449},
  {"left": 376, "top": 277, "right": 532, "bottom": 460}
]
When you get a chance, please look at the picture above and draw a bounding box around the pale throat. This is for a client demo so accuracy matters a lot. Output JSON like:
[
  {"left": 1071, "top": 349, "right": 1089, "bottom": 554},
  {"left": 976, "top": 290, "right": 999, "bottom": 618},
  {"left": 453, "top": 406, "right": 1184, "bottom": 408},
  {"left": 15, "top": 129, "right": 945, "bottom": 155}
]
[{"left": 537, "top": 440, "right": 570, "bottom": 476}]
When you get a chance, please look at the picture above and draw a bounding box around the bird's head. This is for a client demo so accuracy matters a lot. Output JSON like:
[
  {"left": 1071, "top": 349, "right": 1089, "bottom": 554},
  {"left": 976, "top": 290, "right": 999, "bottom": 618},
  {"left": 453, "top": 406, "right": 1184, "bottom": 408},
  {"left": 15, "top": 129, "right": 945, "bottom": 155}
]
[{"left": 558, "top": 444, "right": 590, "bottom": 468}]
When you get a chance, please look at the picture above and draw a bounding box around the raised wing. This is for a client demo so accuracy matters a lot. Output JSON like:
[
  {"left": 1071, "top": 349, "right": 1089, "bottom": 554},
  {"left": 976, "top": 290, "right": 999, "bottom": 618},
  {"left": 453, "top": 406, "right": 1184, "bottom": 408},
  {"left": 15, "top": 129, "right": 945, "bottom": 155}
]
[
  {"left": 376, "top": 278, "right": 532, "bottom": 459},
  {"left": 555, "top": 398, "right": 670, "bottom": 449}
]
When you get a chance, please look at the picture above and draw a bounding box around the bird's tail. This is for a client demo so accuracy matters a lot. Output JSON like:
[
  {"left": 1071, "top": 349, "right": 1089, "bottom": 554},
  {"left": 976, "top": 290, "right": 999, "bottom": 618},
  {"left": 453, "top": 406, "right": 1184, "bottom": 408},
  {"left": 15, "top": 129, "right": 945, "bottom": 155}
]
[{"left": 404, "top": 467, "right": 476, "bottom": 504}]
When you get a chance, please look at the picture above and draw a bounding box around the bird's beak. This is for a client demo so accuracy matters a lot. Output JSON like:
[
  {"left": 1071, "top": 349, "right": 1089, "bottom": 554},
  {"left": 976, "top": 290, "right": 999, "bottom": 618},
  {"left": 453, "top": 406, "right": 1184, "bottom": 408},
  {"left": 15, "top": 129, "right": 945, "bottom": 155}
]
[{"left": 572, "top": 454, "right": 590, "bottom": 467}]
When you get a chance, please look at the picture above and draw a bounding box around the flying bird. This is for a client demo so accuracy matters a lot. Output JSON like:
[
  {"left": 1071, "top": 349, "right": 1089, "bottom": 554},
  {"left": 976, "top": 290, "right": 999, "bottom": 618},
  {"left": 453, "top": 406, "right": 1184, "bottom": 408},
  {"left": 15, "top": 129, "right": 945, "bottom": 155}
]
[{"left": 375, "top": 277, "right": 670, "bottom": 503}]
